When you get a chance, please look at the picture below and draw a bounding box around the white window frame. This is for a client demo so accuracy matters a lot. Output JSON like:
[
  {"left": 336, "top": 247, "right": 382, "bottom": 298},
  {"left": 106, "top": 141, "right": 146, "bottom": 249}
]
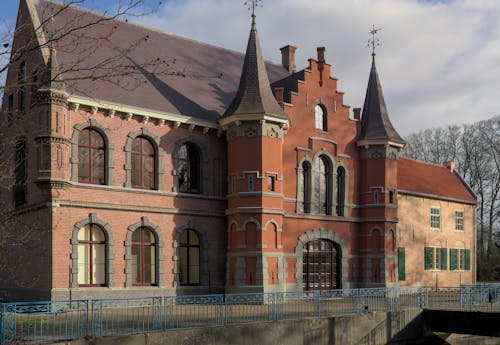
[
  {"left": 455, "top": 210, "right": 464, "bottom": 231},
  {"left": 430, "top": 207, "right": 441, "bottom": 230},
  {"left": 457, "top": 248, "right": 466, "bottom": 271},
  {"left": 430, "top": 246, "right": 442, "bottom": 271}
]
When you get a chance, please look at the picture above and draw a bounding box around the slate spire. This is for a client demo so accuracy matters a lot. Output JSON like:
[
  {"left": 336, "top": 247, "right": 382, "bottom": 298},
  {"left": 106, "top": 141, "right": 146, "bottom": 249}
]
[
  {"left": 222, "top": 13, "right": 287, "bottom": 120},
  {"left": 40, "top": 47, "right": 66, "bottom": 92},
  {"left": 358, "top": 56, "right": 404, "bottom": 146}
]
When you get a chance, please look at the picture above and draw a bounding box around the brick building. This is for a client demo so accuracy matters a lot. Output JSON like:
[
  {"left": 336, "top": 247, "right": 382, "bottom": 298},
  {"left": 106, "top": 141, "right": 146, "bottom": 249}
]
[{"left": 0, "top": 0, "right": 477, "bottom": 301}]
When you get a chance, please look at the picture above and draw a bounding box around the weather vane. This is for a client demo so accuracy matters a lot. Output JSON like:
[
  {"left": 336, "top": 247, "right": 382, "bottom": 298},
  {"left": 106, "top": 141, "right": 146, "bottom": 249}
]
[
  {"left": 244, "top": 0, "right": 263, "bottom": 15},
  {"left": 367, "top": 24, "right": 382, "bottom": 56}
]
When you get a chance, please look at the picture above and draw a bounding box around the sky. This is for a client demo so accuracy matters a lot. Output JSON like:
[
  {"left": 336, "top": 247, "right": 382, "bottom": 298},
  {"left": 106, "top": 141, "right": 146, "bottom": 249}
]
[{"left": 1, "top": 0, "right": 499, "bottom": 136}]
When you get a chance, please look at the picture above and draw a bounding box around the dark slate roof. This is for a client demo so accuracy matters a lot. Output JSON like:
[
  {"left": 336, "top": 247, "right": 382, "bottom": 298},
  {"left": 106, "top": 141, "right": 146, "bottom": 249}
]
[
  {"left": 271, "top": 70, "right": 305, "bottom": 104},
  {"left": 398, "top": 158, "right": 477, "bottom": 204},
  {"left": 222, "top": 14, "right": 288, "bottom": 119},
  {"left": 358, "top": 56, "right": 405, "bottom": 145},
  {"left": 35, "top": 0, "right": 290, "bottom": 121}
]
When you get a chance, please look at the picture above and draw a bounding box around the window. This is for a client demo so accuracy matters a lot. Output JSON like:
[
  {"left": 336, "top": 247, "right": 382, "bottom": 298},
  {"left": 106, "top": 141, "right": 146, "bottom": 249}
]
[
  {"left": 7, "top": 94, "right": 14, "bottom": 126},
  {"left": 314, "top": 104, "right": 327, "bottom": 131},
  {"left": 17, "top": 62, "right": 26, "bottom": 113},
  {"left": 78, "top": 128, "right": 105, "bottom": 184},
  {"left": 430, "top": 207, "right": 440, "bottom": 229},
  {"left": 248, "top": 175, "right": 254, "bottom": 192},
  {"left": 336, "top": 166, "right": 345, "bottom": 216},
  {"left": 14, "top": 138, "right": 27, "bottom": 207},
  {"left": 450, "top": 248, "right": 470, "bottom": 271},
  {"left": 77, "top": 224, "right": 106, "bottom": 286},
  {"left": 302, "top": 161, "right": 311, "bottom": 213},
  {"left": 268, "top": 176, "right": 275, "bottom": 191},
  {"left": 176, "top": 143, "right": 200, "bottom": 193},
  {"left": 398, "top": 247, "right": 405, "bottom": 281},
  {"left": 131, "top": 136, "right": 155, "bottom": 189},
  {"left": 373, "top": 189, "right": 379, "bottom": 204},
  {"left": 131, "top": 228, "right": 156, "bottom": 285},
  {"left": 315, "top": 156, "right": 331, "bottom": 215},
  {"left": 179, "top": 229, "right": 200, "bottom": 285},
  {"left": 389, "top": 191, "right": 395, "bottom": 204},
  {"left": 425, "top": 246, "right": 447, "bottom": 270},
  {"left": 455, "top": 211, "right": 464, "bottom": 231},
  {"left": 302, "top": 240, "right": 340, "bottom": 290}
]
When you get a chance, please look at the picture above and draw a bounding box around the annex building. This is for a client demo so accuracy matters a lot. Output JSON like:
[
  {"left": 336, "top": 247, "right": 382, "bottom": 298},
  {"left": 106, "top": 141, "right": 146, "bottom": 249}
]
[{"left": 0, "top": 0, "right": 477, "bottom": 301}]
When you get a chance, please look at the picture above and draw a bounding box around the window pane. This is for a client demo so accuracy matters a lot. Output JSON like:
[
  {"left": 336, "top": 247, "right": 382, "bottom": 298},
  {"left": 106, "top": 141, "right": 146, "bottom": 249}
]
[
  {"left": 144, "top": 245, "right": 155, "bottom": 284},
  {"left": 144, "top": 156, "right": 154, "bottom": 188},
  {"left": 92, "top": 149, "right": 105, "bottom": 184},
  {"left": 78, "top": 226, "right": 90, "bottom": 241},
  {"left": 179, "top": 247, "right": 188, "bottom": 285},
  {"left": 90, "top": 130, "right": 104, "bottom": 148},
  {"left": 142, "top": 139, "right": 154, "bottom": 155},
  {"left": 78, "top": 148, "right": 90, "bottom": 181},
  {"left": 132, "top": 138, "right": 142, "bottom": 153},
  {"left": 92, "top": 226, "right": 105, "bottom": 241},
  {"left": 77, "top": 243, "right": 90, "bottom": 285},
  {"left": 143, "top": 229, "right": 154, "bottom": 243},
  {"left": 131, "top": 244, "right": 140, "bottom": 284},
  {"left": 78, "top": 129, "right": 90, "bottom": 146},
  {"left": 93, "top": 243, "right": 105, "bottom": 284},
  {"left": 131, "top": 154, "right": 141, "bottom": 186},
  {"left": 179, "top": 230, "right": 188, "bottom": 245},
  {"left": 189, "top": 230, "right": 199, "bottom": 245}
]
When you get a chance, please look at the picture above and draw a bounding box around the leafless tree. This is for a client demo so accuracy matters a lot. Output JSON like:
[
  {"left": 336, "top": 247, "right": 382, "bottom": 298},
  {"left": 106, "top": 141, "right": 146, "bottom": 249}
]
[{"left": 403, "top": 115, "right": 500, "bottom": 280}]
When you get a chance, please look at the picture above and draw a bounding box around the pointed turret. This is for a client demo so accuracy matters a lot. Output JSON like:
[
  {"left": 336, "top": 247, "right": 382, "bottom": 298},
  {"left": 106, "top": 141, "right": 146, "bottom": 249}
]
[
  {"left": 358, "top": 56, "right": 404, "bottom": 147},
  {"left": 221, "top": 13, "right": 288, "bottom": 124},
  {"left": 39, "top": 48, "right": 66, "bottom": 93}
]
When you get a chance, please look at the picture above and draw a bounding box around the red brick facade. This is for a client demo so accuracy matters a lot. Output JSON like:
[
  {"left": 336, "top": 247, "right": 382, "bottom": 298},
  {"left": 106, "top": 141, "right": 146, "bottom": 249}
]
[{"left": 0, "top": 0, "right": 477, "bottom": 301}]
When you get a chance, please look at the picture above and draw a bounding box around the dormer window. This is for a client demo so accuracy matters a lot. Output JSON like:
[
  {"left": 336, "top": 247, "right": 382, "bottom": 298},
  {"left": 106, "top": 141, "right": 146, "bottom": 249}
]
[{"left": 314, "top": 104, "right": 327, "bottom": 131}]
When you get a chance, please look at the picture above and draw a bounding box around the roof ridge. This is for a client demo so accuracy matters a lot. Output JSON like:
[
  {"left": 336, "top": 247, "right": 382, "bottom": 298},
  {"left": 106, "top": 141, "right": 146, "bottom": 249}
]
[{"left": 399, "top": 156, "right": 452, "bottom": 170}]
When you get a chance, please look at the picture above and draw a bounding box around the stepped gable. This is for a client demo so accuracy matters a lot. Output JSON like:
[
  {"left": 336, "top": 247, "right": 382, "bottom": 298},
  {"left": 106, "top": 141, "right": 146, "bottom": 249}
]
[
  {"left": 397, "top": 158, "right": 477, "bottom": 204},
  {"left": 35, "top": 0, "right": 289, "bottom": 120}
]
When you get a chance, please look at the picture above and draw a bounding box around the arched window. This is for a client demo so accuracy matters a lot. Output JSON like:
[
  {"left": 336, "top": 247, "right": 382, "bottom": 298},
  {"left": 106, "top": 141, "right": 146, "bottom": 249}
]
[
  {"left": 131, "top": 228, "right": 156, "bottom": 286},
  {"left": 315, "top": 156, "right": 331, "bottom": 215},
  {"left": 314, "top": 104, "right": 327, "bottom": 131},
  {"left": 336, "top": 166, "right": 346, "bottom": 216},
  {"left": 78, "top": 128, "right": 105, "bottom": 184},
  {"left": 179, "top": 229, "right": 200, "bottom": 285},
  {"left": 302, "top": 239, "right": 340, "bottom": 290},
  {"left": 78, "top": 224, "right": 106, "bottom": 286},
  {"left": 131, "top": 136, "right": 155, "bottom": 189},
  {"left": 302, "top": 161, "right": 311, "bottom": 213},
  {"left": 176, "top": 143, "right": 200, "bottom": 193}
]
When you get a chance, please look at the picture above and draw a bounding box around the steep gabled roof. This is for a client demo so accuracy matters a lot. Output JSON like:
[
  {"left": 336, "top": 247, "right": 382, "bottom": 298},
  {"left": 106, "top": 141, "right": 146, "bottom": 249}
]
[
  {"left": 398, "top": 158, "right": 477, "bottom": 204},
  {"left": 33, "top": 0, "right": 289, "bottom": 121},
  {"left": 222, "top": 14, "right": 288, "bottom": 120},
  {"left": 358, "top": 57, "right": 405, "bottom": 145}
]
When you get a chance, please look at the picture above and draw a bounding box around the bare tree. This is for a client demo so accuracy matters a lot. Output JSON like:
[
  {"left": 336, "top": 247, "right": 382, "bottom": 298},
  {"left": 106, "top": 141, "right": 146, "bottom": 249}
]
[{"left": 403, "top": 115, "right": 500, "bottom": 280}]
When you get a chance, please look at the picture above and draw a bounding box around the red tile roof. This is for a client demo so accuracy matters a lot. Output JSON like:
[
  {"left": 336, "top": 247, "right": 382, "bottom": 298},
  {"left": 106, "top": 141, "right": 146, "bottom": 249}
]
[{"left": 397, "top": 158, "right": 476, "bottom": 204}]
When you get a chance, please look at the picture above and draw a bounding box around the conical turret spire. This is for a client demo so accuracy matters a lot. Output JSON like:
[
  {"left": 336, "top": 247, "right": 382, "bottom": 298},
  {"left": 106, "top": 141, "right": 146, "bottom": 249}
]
[
  {"left": 40, "top": 47, "right": 66, "bottom": 92},
  {"left": 358, "top": 56, "right": 404, "bottom": 146},
  {"left": 222, "top": 13, "right": 287, "bottom": 120}
]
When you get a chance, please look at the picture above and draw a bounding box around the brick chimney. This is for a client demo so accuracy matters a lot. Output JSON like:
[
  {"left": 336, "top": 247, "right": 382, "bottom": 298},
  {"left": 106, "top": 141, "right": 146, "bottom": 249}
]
[
  {"left": 443, "top": 161, "right": 456, "bottom": 172},
  {"left": 280, "top": 45, "right": 296, "bottom": 73},
  {"left": 317, "top": 47, "right": 326, "bottom": 63}
]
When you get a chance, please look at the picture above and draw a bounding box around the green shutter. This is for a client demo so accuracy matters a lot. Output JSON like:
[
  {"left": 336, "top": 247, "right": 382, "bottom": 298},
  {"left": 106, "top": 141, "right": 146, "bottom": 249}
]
[
  {"left": 441, "top": 248, "right": 447, "bottom": 270},
  {"left": 450, "top": 249, "right": 457, "bottom": 270},
  {"left": 425, "top": 247, "right": 432, "bottom": 270},
  {"left": 398, "top": 247, "right": 406, "bottom": 281},
  {"left": 465, "top": 249, "right": 471, "bottom": 270}
]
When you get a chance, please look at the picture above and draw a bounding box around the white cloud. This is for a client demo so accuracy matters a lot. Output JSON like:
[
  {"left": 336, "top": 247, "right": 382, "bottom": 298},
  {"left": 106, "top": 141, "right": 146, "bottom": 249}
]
[{"left": 141, "top": 0, "right": 500, "bottom": 135}]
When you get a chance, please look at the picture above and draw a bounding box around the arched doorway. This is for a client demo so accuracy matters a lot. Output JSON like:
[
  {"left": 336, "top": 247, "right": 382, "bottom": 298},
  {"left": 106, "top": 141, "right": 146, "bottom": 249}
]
[{"left": 302, "top": 239, "right": 341, "bottom": 290}]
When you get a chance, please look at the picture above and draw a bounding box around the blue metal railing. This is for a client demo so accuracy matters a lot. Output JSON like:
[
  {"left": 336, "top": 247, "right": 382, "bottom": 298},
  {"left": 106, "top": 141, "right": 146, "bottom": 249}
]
[{"left": 1, "top": 285, "right": 499, "bottom": 344}]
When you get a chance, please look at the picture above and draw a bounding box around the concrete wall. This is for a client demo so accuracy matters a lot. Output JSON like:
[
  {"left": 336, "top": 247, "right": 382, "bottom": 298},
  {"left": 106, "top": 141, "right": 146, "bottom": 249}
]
[{"left": 54, "top": 309, "right": 430, "bottom": 345}]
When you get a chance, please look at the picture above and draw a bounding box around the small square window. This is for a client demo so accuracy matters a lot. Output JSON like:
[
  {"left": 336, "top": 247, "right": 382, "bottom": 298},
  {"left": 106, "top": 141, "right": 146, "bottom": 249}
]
[
  {"left": 455, "top": 211, "right": 464, "bottom": 231},
  {"left": 430, "top": 207, "right": 440, "bottom": 229}
]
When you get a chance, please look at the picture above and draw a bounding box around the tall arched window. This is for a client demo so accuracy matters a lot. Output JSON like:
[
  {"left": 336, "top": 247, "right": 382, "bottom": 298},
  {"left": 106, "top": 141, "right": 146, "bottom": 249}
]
[
  {"left": 302, "top": 161, "right": 311, "bottom": 213},
  {"left": 131, "top": 228, "right": 156, "bottom": 286},
  {"left": 176, "top": 143, "right": 200, "bottom": 193},
  {"left": 315, "top": 156, "right": 331, "bottom": 215},
  {"left": 78, "top": 224, "right": 106, "bottom": 286},
  {"left": 302, "top": 239, "right": 340, "bottom": 290},
  {"left": 336, "top": 166, "right": 346, "bottom": 216},
  {"left": 314, "top": 104, "right": 327, "bottom": 131},
  {"left": 78, "top": 128, "right": 105, "bottom": 184},
  {"left": 179, "top": 229, "right": 200, "bottom": 285},
  {"left": 131, "top": 136, "right": 155, "bottom": 189}
]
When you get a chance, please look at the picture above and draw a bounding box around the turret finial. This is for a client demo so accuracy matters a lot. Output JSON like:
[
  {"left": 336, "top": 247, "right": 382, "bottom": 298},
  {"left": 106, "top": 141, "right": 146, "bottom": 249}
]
[
  {"left": 244, "top": 0, "right": 262, "bottom": 17},
  {"left": 367, "top": 24, "right": 382, "bottom": 58}
]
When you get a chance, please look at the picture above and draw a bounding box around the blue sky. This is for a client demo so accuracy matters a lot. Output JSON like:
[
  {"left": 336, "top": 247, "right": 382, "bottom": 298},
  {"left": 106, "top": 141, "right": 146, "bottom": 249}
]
[{"left": 2, "top": 0, "right": 500, "bottom": 135}]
